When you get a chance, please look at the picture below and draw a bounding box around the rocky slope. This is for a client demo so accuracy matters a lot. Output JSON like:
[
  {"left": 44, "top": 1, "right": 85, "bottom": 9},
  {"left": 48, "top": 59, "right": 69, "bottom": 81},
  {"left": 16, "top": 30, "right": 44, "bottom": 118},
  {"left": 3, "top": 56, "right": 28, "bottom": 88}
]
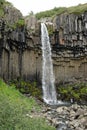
[{"left": 29, "top": 100, "right": 87, "bottom": 130}]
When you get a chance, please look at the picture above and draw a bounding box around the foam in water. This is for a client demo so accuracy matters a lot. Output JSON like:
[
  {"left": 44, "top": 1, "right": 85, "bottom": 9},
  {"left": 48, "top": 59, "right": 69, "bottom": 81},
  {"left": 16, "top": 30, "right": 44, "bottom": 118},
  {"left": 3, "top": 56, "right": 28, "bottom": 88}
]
[{"left": 41, "top": 23, "right": 57, "bottom": 105}]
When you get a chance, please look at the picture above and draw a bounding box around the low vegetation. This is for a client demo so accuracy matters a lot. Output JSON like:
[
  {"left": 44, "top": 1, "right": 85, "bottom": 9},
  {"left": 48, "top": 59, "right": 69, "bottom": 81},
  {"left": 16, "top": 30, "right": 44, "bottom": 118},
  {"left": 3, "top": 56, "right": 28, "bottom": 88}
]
[
  {"left": 10, "top": 18, "right": 25, "bottom": 29},
  {"left": 36, "top": 7, "right": 66, "bottom": 19},
  {"left": 0, "top": 0, "right": 5, "bottom": 5},
  {"left": 15, "top": 18, "right": 25, "bottom": 27},
  {"left": 0, "top": 0, "right": 5, "bottom": 17},
  {"left": 0, "top": 8, "right": 4, "bottom": 17},
  {"left": 68, "top": 3, "right": 87, "bottom": 14},
  {"left": 9, "top": 79, "right": 42, "bottom": 99},
  {"left": 57, "top": 82, "right": 87, "bottom": 103},
  {"left": 36, "top": 3, "right": 87, "bottom": 19},
  {"left": 0, "top": 79, "right": 55, "bottom": 130},
  {"left": 0, "top": 0, "right": 13, "bottom": 17}
]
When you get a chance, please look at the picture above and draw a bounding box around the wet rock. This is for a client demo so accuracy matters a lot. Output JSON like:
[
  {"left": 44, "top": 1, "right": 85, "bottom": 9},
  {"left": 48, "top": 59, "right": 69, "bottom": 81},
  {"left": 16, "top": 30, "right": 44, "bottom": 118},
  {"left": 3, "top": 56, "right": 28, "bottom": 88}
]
[
  {"left": 57, "top": 123, "right": 67, "bottom": 130},
  {"left": 52, "top": 118, "right": 59, "bottom": 126},
  {"left": 41, "top": 104, "right": 87, "bottom": 130},
  {"left": 56, "top": 107, "right": 64, "bottom": 113}
]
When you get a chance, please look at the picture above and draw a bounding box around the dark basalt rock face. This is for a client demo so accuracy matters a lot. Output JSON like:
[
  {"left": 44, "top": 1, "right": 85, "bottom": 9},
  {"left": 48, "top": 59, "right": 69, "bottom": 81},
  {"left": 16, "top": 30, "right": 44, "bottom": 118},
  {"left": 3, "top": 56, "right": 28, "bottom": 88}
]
[
  {"left": 1, "top": 3, "right": 87, "bottom": 84},
  {"left": 0, "top": 17, "right": 41, "bottom": 82},
  {"left": 50, "top": 12, "right": 87, "bottom": 84},
  {"left": 53, "top": 12, "right": 87, "bottom": 46}
]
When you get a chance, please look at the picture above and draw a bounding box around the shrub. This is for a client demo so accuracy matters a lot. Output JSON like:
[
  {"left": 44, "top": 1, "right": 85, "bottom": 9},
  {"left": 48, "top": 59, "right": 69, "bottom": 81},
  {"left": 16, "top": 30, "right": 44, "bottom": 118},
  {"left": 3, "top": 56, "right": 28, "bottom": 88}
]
[
  {"left": 16, "top": 19, "right": 25, "bottom": 27},
  {"left": 57, "top": 83, "right": 87, "bottom": 102},
  {"left": 9, "top": 79, "right": 42, "bottom": 99}
]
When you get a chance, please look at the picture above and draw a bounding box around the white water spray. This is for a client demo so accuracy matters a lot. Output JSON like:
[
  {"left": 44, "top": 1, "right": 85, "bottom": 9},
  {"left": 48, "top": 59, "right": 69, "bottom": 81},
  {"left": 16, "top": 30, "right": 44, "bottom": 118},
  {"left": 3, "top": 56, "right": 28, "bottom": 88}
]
[{"left": 41, "top": 23, "right": 57, "bottom": 105}]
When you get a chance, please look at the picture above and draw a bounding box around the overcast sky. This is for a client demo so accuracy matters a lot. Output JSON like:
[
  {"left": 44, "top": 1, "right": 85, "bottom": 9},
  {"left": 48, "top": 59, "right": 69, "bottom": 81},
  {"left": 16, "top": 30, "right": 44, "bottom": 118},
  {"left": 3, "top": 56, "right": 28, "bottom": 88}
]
[{"left": 7, "top": 0, "right": 87, "bottom": 16}]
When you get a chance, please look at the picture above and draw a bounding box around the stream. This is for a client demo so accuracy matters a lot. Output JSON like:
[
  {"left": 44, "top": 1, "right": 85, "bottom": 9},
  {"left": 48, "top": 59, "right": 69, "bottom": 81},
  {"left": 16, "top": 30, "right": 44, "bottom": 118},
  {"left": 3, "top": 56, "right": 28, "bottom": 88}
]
[{"left": 40, "top": 103, "right": 87, "bottom": 130}]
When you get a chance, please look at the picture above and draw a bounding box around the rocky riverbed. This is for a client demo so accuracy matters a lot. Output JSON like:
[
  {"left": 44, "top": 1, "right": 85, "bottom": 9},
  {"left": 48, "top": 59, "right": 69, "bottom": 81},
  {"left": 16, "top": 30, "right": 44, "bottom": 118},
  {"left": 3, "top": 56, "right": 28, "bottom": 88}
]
[
  {"left": 44, "top": 104, "right": 87, "bottom": 130},
  {"left": 29, "top": 101, "right": 87, "bottom": 130}
]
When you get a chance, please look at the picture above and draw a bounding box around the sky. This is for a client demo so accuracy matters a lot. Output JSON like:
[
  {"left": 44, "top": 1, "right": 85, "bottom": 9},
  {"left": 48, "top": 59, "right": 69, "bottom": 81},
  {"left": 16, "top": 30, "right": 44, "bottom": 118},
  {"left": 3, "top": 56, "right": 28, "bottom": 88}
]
[{"left": 7, "top": 0, "right": 87, "bottom": 16}]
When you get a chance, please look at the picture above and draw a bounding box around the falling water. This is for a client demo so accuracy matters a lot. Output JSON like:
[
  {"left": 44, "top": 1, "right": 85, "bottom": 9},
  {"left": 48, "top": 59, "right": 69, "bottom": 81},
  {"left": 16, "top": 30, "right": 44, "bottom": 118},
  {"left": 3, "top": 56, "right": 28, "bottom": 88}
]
[{"left": 41, "top": 23, "right": 57, "bottom": 105}]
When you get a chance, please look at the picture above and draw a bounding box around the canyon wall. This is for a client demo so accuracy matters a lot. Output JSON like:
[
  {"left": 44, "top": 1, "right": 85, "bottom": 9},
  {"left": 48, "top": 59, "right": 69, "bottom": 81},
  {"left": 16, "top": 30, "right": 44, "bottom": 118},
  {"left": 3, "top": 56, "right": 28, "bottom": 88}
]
[
  {"left": 52, "top": 11, "right": 87, "bottom": 84},
  {"left": 0, "top": 18, "right": 42, "bottom": 82},
  {"left": 1, "top": 3, "right": 87, "bottom": 84}
]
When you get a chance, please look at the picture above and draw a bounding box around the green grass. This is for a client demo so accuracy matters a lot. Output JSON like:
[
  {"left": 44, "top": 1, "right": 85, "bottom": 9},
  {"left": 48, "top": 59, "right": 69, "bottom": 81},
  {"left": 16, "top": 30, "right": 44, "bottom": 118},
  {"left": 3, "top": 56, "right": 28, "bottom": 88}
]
[
  {"left": 35, "top": 7, "right": 66, "bottom": 19},
  {"left": 0, "top": 0, "right": 5, "bottom": 5},
  {"left": 0, "top": 8, "right": 4, "bottom": 17},
  {"left": 35, "top": 3, "right": 87, "bottom": 19},
  {"left": 67, "top": 3, "right": 87, "bottom": 14},
  {"left": 0, "top": 79, "right": 55, "bottom": 130}
]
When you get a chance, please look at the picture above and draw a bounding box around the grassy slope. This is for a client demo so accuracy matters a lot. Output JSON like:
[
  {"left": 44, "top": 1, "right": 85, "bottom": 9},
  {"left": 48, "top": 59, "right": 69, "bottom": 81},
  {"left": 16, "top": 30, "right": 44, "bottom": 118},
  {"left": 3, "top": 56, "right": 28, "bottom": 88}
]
[
  {"left": 0, "top": 80, "right": 55, "bottom": 130},
  {"left": 36, "top": 3, "right": 87, "bottom": 19},
  {"left": 67, "top": 3, "right": 87, "bottom": 14}
]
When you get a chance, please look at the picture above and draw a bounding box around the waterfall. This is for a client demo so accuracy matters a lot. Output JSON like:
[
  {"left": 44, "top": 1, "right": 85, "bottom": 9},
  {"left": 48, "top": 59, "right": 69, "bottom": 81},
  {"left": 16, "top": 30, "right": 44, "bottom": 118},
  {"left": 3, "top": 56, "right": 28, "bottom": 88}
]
[{"left": 41, "top": 23, "right": 57, "bottom": 105}]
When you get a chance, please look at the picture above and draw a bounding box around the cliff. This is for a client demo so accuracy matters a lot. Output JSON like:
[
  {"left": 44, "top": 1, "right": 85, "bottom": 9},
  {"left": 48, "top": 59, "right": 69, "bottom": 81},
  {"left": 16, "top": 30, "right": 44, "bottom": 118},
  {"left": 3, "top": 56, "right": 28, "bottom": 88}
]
[
  {"left": 50, "top": 8, "right": 87, "bottom": 83},
  {"left": 0, "top": 1, "right": 40, "bottom": 82},
  {"left": 40, "top": 11, "right": 87, "bottom": 83},
  {"left": 24, "top": 4, "right": 87, "bottom": 84},
  {"left": 0, "top": 2, "right": 87, "bottom": 84}
]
